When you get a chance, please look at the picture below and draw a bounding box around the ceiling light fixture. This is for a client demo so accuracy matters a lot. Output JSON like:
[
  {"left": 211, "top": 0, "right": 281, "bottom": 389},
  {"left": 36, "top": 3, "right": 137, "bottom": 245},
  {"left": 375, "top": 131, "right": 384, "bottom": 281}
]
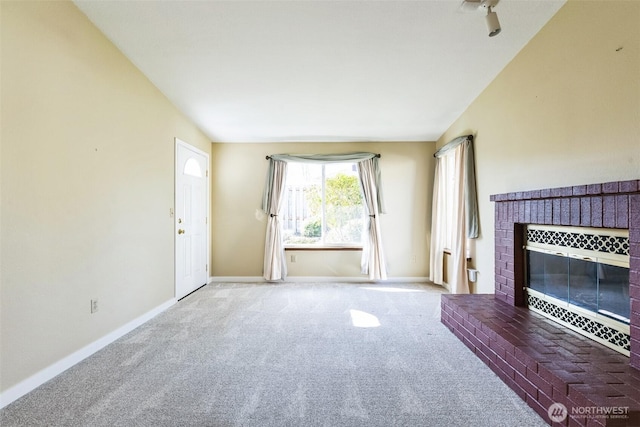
[
  {"left": 459, "top": 0, "right": 502, "bottom": 37},
  {"left": 485, "top": 5, "right": 501, "bottom": 37}
]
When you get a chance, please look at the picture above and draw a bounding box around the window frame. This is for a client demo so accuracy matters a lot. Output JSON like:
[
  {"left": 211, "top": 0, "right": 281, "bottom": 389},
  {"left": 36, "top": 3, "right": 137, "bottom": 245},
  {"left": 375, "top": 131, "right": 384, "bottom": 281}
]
[{"left": 281, "top": 162, "right": 365, "bottom": 250}]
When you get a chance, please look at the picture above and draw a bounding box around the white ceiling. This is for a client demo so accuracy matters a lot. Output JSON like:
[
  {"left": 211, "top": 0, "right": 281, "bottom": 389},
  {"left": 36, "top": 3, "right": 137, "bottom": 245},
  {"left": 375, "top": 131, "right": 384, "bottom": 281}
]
[{"left": 74, "top": 0, "right": 565, "bottom": 143}]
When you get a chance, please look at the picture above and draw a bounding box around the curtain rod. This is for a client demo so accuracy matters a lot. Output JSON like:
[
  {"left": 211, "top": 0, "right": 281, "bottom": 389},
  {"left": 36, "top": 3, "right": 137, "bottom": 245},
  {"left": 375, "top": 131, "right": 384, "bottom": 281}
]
[{"left": 266, "top": 153, "right": 381, "bottom": 160}]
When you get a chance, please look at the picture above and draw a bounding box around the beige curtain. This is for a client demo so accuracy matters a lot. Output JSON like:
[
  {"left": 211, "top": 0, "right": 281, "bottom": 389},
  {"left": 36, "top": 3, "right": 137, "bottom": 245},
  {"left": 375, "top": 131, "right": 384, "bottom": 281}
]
[
  {"left": 448, "top": 146, "right": 469, "bottom": 293},
  {"left": 357, "top": 158, "right": 387, "bottom": 280},
  {"left": 429, "top": 136, "right": 478, "bottom": 294},
  {"left": 262, "top": 159, "right": 288, "bottom": 281},
  {"left": 263, "top": 152, "right": 386, "bottom": 280},
  {"left": 429, "top": 158, "right": 446, "bottom": 286}
]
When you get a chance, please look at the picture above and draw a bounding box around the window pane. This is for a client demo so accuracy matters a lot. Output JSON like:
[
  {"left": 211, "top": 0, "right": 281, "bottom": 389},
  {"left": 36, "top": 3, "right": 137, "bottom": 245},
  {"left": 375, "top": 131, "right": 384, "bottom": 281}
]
[
  {"left": 184, "top": 158, "right": 202, "bottom": 177},
  {"left": 281, "top": 162, "right": 364, "bottom": 246},
  {"left": 282, "top": 163, "right": 322, "bottom": 244},
  {"left": 324, "top": 163, "right": 364, "bottom": 244}
]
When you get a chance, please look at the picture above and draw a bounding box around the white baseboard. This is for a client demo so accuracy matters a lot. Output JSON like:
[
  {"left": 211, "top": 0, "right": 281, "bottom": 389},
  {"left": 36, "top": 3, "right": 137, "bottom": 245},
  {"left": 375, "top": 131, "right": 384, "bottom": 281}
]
[
  {"left": 0, "top": 298, "right": 176, "bottom": 409},
  {"left": 209, "top": 276, "right": 431, "bottom": 284},
  {"left": 210, "top": 276, "right": 266, "bottom": 283}
]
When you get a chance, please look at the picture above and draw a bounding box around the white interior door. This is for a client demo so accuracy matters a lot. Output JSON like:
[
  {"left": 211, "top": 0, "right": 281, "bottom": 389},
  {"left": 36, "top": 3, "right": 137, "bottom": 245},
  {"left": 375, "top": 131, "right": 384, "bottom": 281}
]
[{"left": 176, "top": 139, "right": 209, "bottom": 299}]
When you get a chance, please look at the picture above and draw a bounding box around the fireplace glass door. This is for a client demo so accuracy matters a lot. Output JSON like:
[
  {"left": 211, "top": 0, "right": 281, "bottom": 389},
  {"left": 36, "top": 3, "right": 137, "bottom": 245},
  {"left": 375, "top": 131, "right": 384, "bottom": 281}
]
[
  {"left": 598, "top": 263, "right": 630, "bottom": 322},
  {"left": 527, "top": 250, "right": 568, "bottom": 301},
  {"left": 568, "top": 256, "right": 598, "bottom": 313},
  {"left": 524, "top": 225, "right": 630, "bottom": 355},
  {"left": 526, "top": 249, "right": 629, "bottom": 323}
]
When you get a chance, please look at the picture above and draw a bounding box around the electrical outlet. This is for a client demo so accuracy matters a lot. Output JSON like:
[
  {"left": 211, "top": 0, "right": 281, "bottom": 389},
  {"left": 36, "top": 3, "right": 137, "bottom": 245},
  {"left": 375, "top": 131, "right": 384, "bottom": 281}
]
[
  {"left": 411, "top": 255, "right": 416, "bottom": 264},
  {"left": 291, "top": 255, "right": 297, "bottom": 263},
  {"left": 91, "top": 299, "right": 98, "bottom": 314}
]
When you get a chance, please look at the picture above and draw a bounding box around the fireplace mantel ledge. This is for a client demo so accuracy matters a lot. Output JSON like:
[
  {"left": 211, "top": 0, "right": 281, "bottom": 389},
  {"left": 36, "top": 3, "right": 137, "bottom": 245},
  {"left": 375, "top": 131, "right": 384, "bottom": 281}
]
[{"left": 490, "top": 180, "right": 640, "bottom": 203}]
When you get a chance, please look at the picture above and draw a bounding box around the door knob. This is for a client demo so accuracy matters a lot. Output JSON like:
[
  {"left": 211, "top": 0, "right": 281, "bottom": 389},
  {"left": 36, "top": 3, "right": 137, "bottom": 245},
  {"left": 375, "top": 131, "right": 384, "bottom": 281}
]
[{"left": 178, "top": 229, "right": 185, "bottom": 234}]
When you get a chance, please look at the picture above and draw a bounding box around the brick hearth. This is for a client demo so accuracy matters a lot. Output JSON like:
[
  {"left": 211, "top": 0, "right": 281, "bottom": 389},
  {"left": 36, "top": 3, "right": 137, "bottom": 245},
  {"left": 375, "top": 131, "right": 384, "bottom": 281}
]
[{"left": 441, "top": 179, "right": 640, "bottom": 426}]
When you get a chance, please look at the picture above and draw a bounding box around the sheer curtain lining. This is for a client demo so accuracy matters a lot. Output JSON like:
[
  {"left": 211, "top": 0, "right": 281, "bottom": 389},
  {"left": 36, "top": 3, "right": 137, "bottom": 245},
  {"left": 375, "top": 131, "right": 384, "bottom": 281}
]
[
  {"left": 261, "top": 152, "right": 387, "bottom": 281},
  {"left": 433, "top": 135, "right": 479, "bottom": 239},
  {"left": 263, "top": 152, "right": 384, "bottom": 215},
  {"left": 357, "top": 158, "right": 388, "bottom": 280},
  {"left": 429, "top": 135, "right": 479, "bottom": 294}
]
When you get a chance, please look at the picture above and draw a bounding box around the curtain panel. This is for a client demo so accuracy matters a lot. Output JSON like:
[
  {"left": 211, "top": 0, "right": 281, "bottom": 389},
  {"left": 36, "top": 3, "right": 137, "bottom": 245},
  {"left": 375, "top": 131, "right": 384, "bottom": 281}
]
[
  {"left": 432, "top": 135, "right": 479, "bottom": 239},
  {"left": 429, "top": 135, "right": 479, "bottom": 294},
  {"left": 262, "top": 159, "right": 288, "bottom": 281},
  {"left": 262, "top": 152, "right": 387, "bottom": 281},
  {"left": 265, "top": 152, "right": 385, "bottom": 214},
  {"left": 429, "top": 158, "right": 446, "bottom": 286},
  {"left": 357, "top": 157, "right": 388, "bottom": 280}
]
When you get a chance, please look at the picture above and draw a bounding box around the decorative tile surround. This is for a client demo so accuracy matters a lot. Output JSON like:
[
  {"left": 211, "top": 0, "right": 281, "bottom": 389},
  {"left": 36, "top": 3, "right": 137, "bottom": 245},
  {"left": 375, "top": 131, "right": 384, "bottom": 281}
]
[{"left": 441, "top": 179, "right": 640, "bottom": 426}]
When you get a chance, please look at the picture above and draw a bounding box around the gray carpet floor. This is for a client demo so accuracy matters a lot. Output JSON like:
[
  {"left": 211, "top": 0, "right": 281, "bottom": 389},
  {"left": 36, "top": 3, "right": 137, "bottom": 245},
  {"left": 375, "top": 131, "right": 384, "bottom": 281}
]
[{"left": 1, "top": 282, "right": 547, "bottom": 426}]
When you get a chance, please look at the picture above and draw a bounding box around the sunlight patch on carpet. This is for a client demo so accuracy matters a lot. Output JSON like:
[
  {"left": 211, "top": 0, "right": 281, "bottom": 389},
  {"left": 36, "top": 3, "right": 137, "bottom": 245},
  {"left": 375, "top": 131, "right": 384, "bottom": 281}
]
[
  {"left": 360, "top": 286, "right": 426, "bottom": 293},
  {"left": 349, "top": 309, "right": 380, "bottom": 328}
]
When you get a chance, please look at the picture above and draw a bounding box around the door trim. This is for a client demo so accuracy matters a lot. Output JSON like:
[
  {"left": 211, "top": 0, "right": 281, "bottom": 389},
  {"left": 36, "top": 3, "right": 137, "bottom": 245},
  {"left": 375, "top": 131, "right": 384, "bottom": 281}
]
[{"left": 175, "top": 138, "right": 210, "bottom": 299}]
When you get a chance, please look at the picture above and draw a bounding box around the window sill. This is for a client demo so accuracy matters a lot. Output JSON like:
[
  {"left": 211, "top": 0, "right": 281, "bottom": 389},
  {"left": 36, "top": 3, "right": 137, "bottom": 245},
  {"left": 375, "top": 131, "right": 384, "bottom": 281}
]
[{"left": 284, "top": 246, "right": 363, "bottom": 251}]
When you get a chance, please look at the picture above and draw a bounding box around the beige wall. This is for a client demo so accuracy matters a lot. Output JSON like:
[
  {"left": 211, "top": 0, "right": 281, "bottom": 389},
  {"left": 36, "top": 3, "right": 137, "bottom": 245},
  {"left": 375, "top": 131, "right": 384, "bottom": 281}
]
[
  {"left": 0, "top": 2, "right": 210, "bottom": 392},
  {"left": 5, "top": 0, "right": 637, "bottom": 401},
  {"left": 437, "top": 0, "right": 640, "bottom": 293},
  {"left": 211, "top": 142, "right": 435, "bottom": 279}
]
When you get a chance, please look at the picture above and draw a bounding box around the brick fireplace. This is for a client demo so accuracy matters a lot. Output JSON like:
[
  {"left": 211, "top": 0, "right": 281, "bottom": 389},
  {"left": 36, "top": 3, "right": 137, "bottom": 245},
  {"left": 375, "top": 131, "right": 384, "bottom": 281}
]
[{"left": 441, "top": 179, "right": 640, "bottom": 425}]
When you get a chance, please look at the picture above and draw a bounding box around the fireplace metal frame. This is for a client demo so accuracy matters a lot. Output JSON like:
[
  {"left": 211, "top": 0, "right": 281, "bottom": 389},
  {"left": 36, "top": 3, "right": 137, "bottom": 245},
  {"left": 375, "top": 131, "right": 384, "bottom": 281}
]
[
  {"left": 526, "top": 287, "right": 630, "bottom": 355},
  {"left": 523, "top": 224, "right": 631, "bottom": 356}
]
